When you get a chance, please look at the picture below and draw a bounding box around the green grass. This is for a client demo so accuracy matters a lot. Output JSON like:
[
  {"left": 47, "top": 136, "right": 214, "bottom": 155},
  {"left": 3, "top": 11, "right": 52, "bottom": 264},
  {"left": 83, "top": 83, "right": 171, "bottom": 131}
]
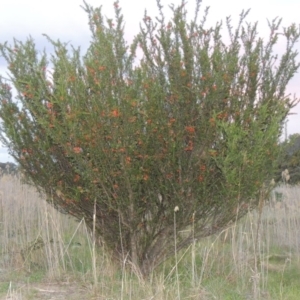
[
  {"left": 267, "top": 263, "right": 300, "bottom": 300},
  {"left": 0, "top": 174, "right": 300, "bottom": 299},
  {"left": 0, "top": 282, "right": 10, "bottom": 295}
]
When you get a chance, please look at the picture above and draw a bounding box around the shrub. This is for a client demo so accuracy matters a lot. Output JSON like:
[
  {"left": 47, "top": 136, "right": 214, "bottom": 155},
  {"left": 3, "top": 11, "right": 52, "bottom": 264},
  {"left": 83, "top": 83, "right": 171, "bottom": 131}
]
[{"left": 0, "top": 0, "right": 299, "bottom": 277}]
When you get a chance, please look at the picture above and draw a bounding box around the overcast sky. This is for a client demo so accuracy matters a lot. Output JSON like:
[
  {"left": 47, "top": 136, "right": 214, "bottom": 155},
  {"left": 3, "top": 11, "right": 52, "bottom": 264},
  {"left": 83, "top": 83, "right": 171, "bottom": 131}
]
[{"left": 0, "top": 0, "right": 299, "bottom": 162}]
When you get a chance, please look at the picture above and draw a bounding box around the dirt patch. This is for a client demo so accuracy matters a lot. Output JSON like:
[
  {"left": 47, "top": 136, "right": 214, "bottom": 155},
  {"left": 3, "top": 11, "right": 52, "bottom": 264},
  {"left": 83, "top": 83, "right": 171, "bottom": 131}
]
[{"left": 0, "top": 281, "right": 98, "bottom": 300}]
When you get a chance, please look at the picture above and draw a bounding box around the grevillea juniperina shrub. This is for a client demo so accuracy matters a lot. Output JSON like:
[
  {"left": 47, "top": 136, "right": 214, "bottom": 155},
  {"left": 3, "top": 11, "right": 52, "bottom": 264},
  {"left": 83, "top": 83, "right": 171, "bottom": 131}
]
[{"left": 0, "top": 0, "right": 299, "bottom": 277}]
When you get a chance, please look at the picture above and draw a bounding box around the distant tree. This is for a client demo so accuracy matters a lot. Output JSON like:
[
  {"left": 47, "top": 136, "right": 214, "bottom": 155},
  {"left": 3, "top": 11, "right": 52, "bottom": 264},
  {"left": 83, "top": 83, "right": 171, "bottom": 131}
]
[
  {"left": 276, "top": 134, "right": 300, "bottom": 184},
  {"left": 0, "top": 0, "right": 299, "bottom": 278},
  {"left": 0, "top": 162, "right": 18, "bottom": 176}
]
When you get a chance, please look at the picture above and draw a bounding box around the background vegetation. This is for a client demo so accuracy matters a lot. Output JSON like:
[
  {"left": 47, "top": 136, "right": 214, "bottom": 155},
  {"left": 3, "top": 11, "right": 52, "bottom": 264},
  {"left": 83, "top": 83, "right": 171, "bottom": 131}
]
[{"left": 276, "top": 134, "right": 300, "bottom": 184}]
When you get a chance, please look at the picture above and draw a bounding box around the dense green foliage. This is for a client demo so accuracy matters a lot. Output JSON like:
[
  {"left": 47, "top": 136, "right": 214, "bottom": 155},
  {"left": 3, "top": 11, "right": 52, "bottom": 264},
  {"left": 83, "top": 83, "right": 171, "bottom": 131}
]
[{"left": 0, "top": 0, "right": 299, "bottom": 277}]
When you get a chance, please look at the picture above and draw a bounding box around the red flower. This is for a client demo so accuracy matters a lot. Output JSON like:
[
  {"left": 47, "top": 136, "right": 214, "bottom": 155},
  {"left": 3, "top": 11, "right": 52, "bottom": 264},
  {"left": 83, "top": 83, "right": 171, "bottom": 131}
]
[
  {"left": 185, "top": 126, "right": 195, "bottom": 134},
  {"left": 198, "top": 175, "right": 204, "bottom": 182},
  {"left": 46, "top": 102, "right": 53, "bottom": 109},
  {"left": 111, "top": 109, "right": 120, "bottom": 117},
  {"left": 200, "top": 165, "right": 206, "bottom": 171},
  {"left": 125, "top": 156, "right": 131, "bottom": 164},
  {"left": 184, "top": 141, "right": 194, "bottom": 152},
  {"left": 73, "top": 147, "right": 83, "bottom": 154},
  {"left": 73, "top": 174, "right": 80, "bottom": 182}
]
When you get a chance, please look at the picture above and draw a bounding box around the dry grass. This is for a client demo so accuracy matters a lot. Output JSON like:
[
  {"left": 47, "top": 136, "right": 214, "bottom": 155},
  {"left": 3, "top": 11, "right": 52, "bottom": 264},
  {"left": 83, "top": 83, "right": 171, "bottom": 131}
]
[{"left": 0, "top": 174, "right": 300, "bottom": 299}]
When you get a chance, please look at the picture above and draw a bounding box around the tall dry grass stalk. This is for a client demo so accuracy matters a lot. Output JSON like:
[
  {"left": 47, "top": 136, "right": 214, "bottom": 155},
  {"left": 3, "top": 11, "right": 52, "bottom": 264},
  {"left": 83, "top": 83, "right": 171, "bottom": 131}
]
[
  {"left": 92, "top": 198, "right": 98, "bottom": 293},
  {"left": 174, "top": 207, "right": 181, "bottom": 300}
]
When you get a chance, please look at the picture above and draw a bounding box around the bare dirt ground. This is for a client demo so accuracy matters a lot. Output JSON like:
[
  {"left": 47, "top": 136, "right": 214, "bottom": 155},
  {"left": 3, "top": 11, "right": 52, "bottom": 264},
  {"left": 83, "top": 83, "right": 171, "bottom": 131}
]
[{"left": 0, "top": 280, "right": 99, "bottom": 300}]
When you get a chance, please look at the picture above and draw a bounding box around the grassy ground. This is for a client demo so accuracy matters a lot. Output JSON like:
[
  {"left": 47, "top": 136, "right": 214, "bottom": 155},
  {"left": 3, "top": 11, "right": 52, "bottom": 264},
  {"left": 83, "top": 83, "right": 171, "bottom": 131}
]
[{"left": 0, "top": 174, "right": 299, "bottom": 299}]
